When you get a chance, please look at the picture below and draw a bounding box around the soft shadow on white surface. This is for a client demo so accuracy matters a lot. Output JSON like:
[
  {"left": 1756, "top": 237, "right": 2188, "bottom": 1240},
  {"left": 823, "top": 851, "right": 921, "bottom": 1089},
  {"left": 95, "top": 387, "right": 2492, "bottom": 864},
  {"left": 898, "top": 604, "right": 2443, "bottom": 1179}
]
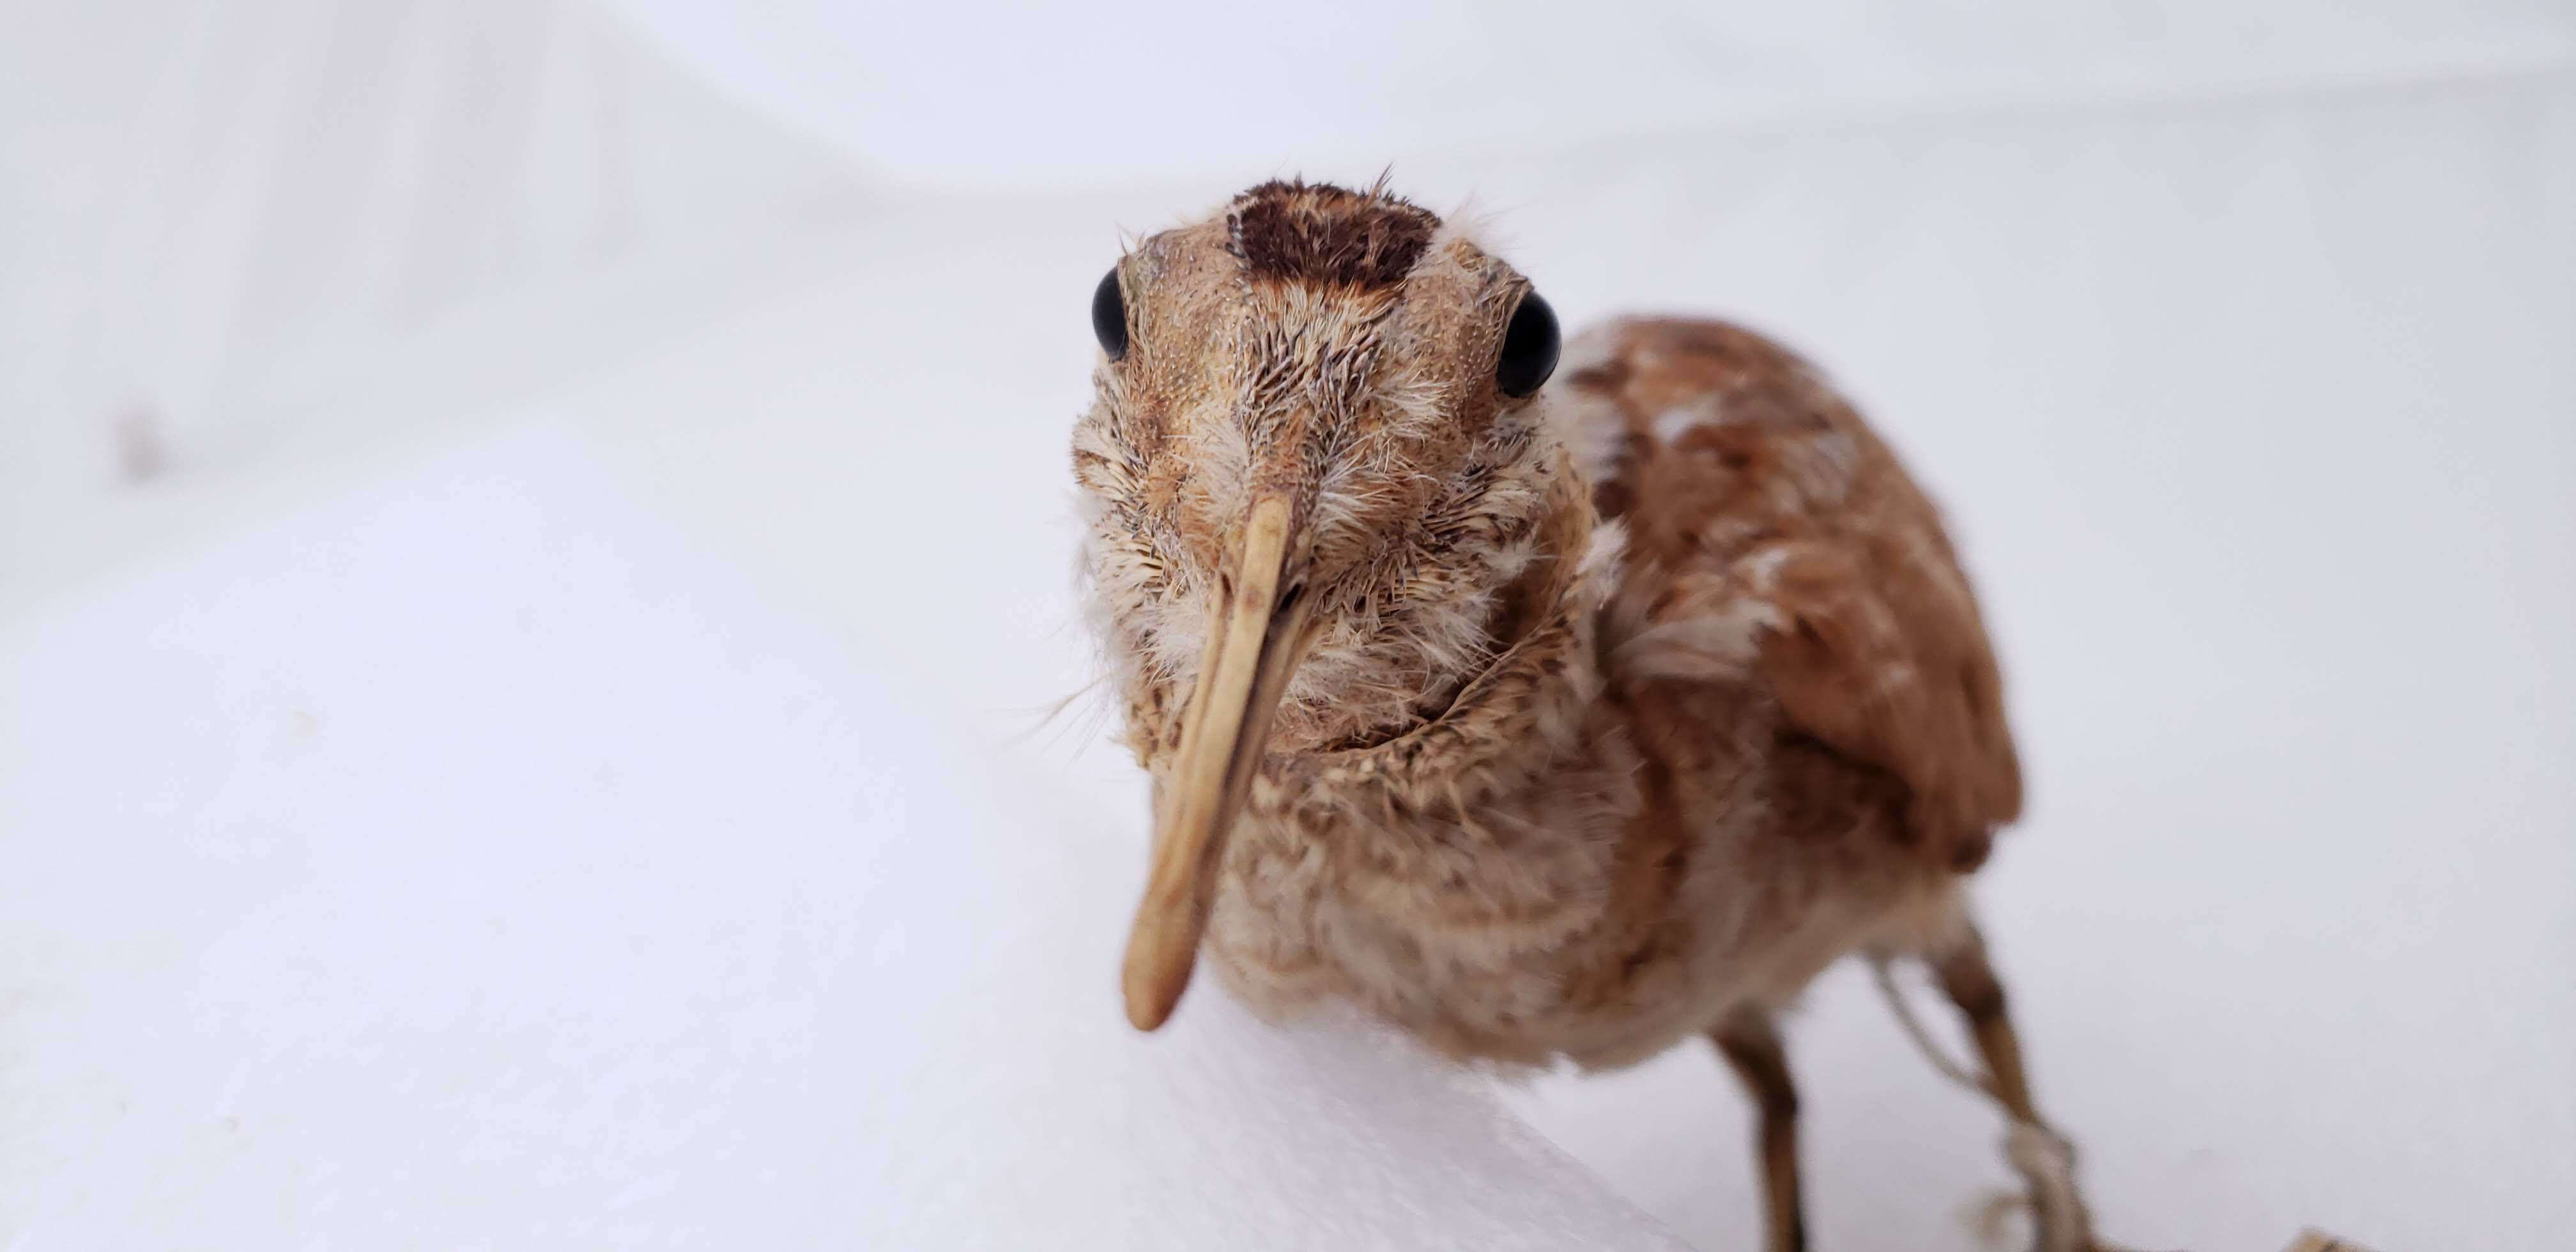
[{"left": 0, "top": 0, "right": 867, "bottom": 602}]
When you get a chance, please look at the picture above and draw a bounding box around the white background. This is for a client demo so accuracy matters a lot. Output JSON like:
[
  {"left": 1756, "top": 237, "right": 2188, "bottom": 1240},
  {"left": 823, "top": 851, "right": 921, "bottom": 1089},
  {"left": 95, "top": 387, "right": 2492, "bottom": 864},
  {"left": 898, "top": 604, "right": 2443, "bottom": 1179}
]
[{"left": 4, "top": 2, "right": 2572, "bottom": 1248}]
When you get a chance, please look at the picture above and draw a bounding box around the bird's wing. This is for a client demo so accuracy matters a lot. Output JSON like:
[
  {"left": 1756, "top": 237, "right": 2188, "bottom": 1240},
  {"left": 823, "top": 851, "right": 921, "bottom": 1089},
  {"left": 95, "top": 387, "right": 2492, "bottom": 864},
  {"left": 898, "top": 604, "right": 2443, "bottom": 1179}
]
[{"left": 1558, "top": 318, "right": 2021, "bottom": 867}]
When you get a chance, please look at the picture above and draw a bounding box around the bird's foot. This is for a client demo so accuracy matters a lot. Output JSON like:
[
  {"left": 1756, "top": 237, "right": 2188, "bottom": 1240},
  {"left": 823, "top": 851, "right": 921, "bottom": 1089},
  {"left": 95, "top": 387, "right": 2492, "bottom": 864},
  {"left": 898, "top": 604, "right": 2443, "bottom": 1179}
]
[{"left": 1968, "top": 1120, "right": 2103, "bottom": 1252}]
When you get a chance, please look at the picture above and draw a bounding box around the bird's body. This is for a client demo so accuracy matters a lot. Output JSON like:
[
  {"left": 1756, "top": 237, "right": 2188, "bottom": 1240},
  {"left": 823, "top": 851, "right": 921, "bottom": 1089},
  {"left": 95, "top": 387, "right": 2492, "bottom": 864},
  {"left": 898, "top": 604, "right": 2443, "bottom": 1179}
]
[
  {"left": 1192, "top": 314, "right": 2018, "bottom": 1071},
  {"left": 1074, "top": 180, "right": 2096, "bottom": 1251}
]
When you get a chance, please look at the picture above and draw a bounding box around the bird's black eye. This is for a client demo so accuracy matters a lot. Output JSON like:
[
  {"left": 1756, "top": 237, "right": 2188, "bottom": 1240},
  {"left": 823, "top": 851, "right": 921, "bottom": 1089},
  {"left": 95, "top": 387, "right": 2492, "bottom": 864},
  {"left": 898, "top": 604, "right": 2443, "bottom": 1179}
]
[
  {"left": 1091, "top": 267, "right": 1129, "bottom": 362},
  {"left": 1496, "top": 289, "right": 1559, "bottom": 397}
]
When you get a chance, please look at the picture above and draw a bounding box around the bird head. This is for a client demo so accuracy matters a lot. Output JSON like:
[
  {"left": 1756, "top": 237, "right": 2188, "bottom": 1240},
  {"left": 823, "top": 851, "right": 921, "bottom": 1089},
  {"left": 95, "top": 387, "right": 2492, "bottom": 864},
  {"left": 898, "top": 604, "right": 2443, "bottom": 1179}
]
[{"left": 1070, "top": 179, "right": 1567, "bottom": 1030}]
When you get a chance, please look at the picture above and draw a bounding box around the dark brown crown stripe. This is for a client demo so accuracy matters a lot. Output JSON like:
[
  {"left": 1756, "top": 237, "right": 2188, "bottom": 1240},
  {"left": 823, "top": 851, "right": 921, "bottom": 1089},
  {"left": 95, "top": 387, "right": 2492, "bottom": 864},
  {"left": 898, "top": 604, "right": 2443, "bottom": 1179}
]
[{"left": 1226, "top": 179, "right": 1441, "bottom": 290}]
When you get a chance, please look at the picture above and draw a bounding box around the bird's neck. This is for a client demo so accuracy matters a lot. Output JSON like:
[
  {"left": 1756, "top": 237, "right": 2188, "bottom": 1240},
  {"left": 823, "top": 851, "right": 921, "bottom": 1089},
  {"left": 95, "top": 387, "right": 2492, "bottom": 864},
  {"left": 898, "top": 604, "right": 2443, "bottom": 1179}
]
[
  {"left": 1111, "top": 458, "right": 1617, "bottom": 815},
  {"left": 1256, "top": 480, "right": 1619, "bottom": 817}
]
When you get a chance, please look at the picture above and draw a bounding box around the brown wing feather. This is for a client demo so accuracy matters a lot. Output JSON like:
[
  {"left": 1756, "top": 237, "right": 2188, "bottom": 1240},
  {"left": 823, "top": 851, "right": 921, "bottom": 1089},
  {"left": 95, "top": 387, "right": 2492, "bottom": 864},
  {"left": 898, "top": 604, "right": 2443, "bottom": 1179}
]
[{"left": 1560, "top": 317, "right": 2021, "bottom": 868}]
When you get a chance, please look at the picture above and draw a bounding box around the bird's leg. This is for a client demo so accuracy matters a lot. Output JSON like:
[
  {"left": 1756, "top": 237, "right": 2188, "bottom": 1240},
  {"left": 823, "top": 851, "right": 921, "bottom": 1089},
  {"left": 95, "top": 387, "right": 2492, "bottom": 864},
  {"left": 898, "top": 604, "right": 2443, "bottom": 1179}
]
[
  {"left": 1930, "top": 928, "right": 2037, "bottom": 1123},
  {"left": 1712, "top": 1009, "right": 1807, "bottom": 1252},
  {"left": 1930, "top": 924, "right": 2098, "bottom": 1252}
]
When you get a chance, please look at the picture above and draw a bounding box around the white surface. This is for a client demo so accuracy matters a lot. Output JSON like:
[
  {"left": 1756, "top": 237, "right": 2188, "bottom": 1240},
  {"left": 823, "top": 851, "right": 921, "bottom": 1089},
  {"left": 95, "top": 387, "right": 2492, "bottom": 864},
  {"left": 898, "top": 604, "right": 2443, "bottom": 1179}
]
[
  {"left": 602, "top": 0, "right": 2576, "bottom": 192},
  {"left": 0, "top": 429, "right": 1682, "bottom": 1249},
  {"left": 4, "top": 4, "right": 2573, "bottom": 1249}
]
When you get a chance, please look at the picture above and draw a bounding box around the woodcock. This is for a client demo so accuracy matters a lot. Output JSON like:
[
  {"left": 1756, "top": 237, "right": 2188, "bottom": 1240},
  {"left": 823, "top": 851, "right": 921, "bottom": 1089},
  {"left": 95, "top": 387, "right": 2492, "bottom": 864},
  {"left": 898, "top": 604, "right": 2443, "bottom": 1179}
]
[{"left": 1071, "top": 179, "right": 2102, "bottom": 1251}]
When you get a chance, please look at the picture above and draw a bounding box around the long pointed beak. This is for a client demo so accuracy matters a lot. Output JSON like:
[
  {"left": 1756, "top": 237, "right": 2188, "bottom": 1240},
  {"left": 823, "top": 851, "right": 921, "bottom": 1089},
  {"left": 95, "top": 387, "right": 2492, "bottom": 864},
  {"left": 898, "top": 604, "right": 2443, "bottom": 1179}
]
[{"left": 1121, "top": 494, "right": 1310, "bottom": 1031}]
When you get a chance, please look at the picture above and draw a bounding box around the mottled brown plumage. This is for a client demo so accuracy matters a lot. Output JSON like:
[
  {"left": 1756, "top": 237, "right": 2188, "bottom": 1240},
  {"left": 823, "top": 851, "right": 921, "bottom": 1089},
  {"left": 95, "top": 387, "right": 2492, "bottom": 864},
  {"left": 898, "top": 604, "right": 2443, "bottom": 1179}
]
[{"left": 1073, "top": 180, "right": 2099, "bottom": 1251}]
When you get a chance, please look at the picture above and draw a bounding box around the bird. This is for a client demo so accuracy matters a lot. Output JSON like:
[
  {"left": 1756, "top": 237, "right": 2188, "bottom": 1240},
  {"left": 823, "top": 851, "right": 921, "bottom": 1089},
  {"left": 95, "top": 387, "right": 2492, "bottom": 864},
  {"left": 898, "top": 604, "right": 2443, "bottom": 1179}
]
[{"left": 1070, "top": 178, "right": 2101, "bottom": 1252}]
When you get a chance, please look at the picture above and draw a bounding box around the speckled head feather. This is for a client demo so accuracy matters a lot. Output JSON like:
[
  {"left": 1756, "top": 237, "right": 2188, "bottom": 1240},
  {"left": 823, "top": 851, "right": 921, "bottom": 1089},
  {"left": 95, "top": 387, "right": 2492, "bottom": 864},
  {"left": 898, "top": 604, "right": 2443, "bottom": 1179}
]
[{"left": 1073, "top": 180, "right": 1568, "bottom": 757}]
